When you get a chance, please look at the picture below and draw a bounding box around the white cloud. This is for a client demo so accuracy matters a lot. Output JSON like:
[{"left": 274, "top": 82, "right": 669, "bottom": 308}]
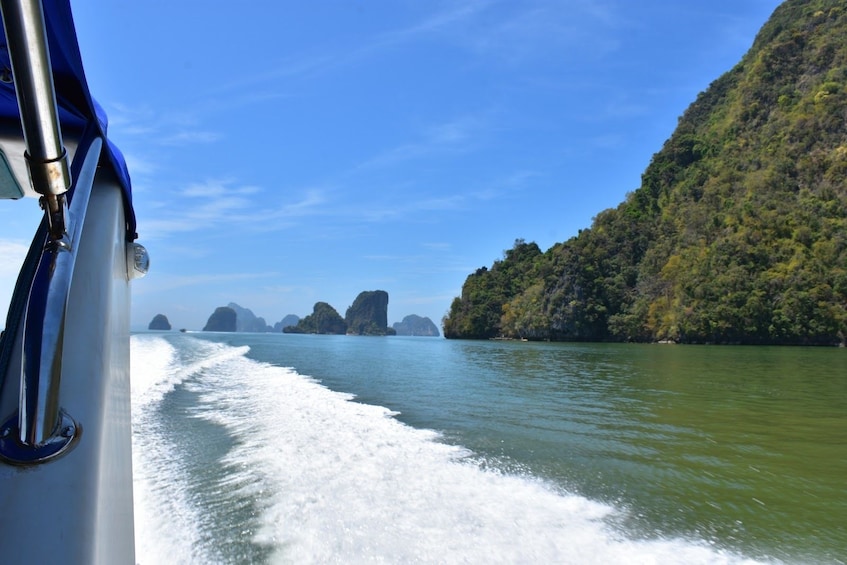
[
  {"left": 0, "top": 239, "right": 30, "bottom": 327},
  {"left": 122, "top": 153, "right": 158, "bottom": 177},
  {"left": 160, "top": 130, "right": 222, "bottom": 146},
  {"left": 0, "top": 240, "right": 29, "bottom": 277},
  {"left": 180, "top": 179, "right": 260, "bottom": 198},
  {"left": 137, "top": 179, "right": 331, "bottom": 240},
  {"left": 274, "top": 189, "right": 327, "bottom": 218},
  {"left": 205, "top": 3, "right": 486, "bottom": 101},
  {"left": 133, "top": 271, "right": 277, "bottom": 295},
  {"left": 105, "top": 101, "right": 222, "bottom": 154},
  {"left": 355, "top": 115, "right": 485, "bottom": 172}
]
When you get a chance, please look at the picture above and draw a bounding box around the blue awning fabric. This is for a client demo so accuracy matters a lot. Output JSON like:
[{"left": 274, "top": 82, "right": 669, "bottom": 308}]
[{"left": 0, "top": 0, "right": 137, "bottom": 239}]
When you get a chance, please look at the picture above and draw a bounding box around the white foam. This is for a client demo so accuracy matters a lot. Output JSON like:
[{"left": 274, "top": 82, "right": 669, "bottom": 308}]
[
  {"left": 130, "top": 333, "right": 178, "bottom": 407},
  {"left": 171, "top": 342, "right": 768, "bottom": 565},
  {"left": 130, "top": 334, "right": 248, "bottom": 409},
  {"left": 131, "top": 334, "right": 250, "bottom": 564}
]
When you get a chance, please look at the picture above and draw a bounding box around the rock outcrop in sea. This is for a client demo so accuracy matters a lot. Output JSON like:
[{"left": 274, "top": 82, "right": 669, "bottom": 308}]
[
  {"left": 345, "top": 290, "right": 394, "bottom": 336},
  {"left": 274, "top": 314, "right": 300, "bottom": 332},
  {"left": 284, "top": 302, "right": 347, "bottom": 334},
  {"left": 148, "top": 314, "right": 172, "bottom": 331},
  {"left": 203, "top": 306, "right": 237, "bottom": 332},
  {"left": 393, "top": 315, "right": 440, "bottom": 337},
  {"left": 228, "top": 302, "right": 273, "bottom": 332}
]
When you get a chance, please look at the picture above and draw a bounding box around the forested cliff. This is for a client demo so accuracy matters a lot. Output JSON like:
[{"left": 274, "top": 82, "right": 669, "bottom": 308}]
[{"left": 444, "top": 0, "right": 847, "bottom": 345}]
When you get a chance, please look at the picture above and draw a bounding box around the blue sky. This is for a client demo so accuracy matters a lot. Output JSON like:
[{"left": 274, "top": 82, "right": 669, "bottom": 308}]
[{"left": 0, "top": 0, "right": 782, "bottom": 331}]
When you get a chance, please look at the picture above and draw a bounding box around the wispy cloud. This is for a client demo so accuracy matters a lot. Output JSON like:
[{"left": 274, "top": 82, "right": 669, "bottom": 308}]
[
  {"left": 180, "top": 179, "right": 260, "bottom": 198},
  {"left": 106, "top": 102, "right": 222, "bottom": 150},
  {"left": 134, "top": 271, "right": 277, "bottom": 294},
  {"left": 139, "top": 179, "right": 331, "bottom": 240},
  {"left": 372, "top": 2, "right": 487, "bottom": 48},
  {"left": 355, "top": 115, "right": 485, "bottom": 172},
  {"left": 139, "top": 178, "right": 259, "bottom": 239},
  {"left": 160, "top": 130, "right": 222, "bottom": 146},
  {"left": 0, "top": 239, "right": 32, "bottom": 322},
  {"left": 210, "top": 3, "right": 487, "bottom": 97},
  {"left": 0, "top": 239, "right": 29, "bottom": 277},
  {"left": 359, "top": 193, "right": 466, "bottom": 223},
  {"left": 346, "top": 167, "right": 540, "bottom": 224},
  {"left": 244, "top": 188, "right": 331, "bottom": 231},
  {"left": 275, "top": 189, "right": 327, "bottom": 217},
  {"left": 122, "top": 153, "right": 159, "bottom": 178},
  {"left": 419, "top": 0, "right": 625, "bottom": 65},
  {"left": 105, "top": 102, "right": 157, "bottom": 133},
  {"left": 208, "top": 53, "right": 337, "bottom": 96}
]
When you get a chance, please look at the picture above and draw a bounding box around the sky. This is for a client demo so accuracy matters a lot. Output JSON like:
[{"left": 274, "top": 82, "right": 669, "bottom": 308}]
[{"left": 0, "top": 0, "right": 784, "bottom": 331}]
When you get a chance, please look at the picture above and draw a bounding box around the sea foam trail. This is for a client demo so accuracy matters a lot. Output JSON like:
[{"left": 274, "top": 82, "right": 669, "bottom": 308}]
[
  {"left": 132, "top": 334, "right": 768, "bottom": 564},
  {"left": 131, "top": 335, "right": 249, "bottom": 565}
]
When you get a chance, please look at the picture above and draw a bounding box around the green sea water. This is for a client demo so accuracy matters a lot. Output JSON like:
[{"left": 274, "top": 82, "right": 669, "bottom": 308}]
[
  {"left": 241, "top": 336, "right": 846, "bottom": 562},
  {"left": 135, "top": 333, "right": 847, "bottom": 563}
]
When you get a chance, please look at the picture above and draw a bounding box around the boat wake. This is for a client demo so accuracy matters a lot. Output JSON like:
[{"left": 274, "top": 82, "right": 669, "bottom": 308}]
[{"left": 131, "top": 334, "right": 766, "bottom": 564}]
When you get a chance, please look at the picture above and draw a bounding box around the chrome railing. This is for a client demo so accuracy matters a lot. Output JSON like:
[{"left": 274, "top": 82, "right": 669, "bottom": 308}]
[{"left": 0, "top": 0, "right": 77, "bottom": 460}]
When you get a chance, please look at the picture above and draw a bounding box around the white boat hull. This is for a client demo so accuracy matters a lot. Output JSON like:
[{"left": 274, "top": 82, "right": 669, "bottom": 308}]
[{"left": 0, "top": 170, "right": 135, "bottom": 563}]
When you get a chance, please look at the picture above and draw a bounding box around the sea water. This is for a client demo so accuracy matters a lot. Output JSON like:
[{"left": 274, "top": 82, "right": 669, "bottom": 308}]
[{"left": 131, "top": 332, "right": 847, "bottom": 564}]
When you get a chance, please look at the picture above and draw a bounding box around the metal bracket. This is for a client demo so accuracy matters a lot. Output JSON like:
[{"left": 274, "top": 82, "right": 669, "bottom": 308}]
[{"left": 0, "top": 409, "right": 79, "bottom": 465}]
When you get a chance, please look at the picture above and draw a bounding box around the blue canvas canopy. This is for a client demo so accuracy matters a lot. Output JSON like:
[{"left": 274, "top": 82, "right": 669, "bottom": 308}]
[{"left": 0, "top": 0, "right": 136, "bottom": 239}]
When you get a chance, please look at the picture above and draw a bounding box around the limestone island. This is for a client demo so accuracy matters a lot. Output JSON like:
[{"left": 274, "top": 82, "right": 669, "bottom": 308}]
[
  {"left": 203, "top": 306, "right": 237, "bottom": 332},
  {"left": 284, "top": 302, "right": 347, "bottom": 334},
  {"left": 148, "top": 314, "right": 172, "bottom": 331},
  {"left": 393, "top": 315, "right": 440, "bottom": 337}
]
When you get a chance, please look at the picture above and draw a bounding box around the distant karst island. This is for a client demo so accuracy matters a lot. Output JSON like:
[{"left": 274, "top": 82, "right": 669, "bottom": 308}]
[
  {"left": 148, "top": 314, "right": 171, "bottom": 331},
  {"left": 203, "top": 306, "right": 237, "bottom": 332},
  {"left": 195, "top": 291, "right": 438, "bottom": 337},
  {"left": 393, "top": 315, "right": 440, "bottom": 337},
  {"left": 284, "top": 291, "right": 396, "bottom": 335}
]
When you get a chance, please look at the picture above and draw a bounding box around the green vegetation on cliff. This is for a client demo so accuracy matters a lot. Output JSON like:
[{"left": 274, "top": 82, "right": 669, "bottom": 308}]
[
  {"left": 285, "top": 302, "right": 347, "bottom": 335},
  {"left": 444, "top": 0, "right": 847, "bottom": 345}
]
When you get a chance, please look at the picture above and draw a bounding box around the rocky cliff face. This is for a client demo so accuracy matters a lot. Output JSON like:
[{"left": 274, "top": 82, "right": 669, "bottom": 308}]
[
  {"left": 345, "top": 290, "right": 394, "bottom": 336},
  {"left": 148, "top": 314, "right": 171, "bottom": 331},
  {"left": 393, "top": 315, "right": 439, "bottom": 337},
  {"left": 203, "top": 307, "right": 237, "bottom": 332}
]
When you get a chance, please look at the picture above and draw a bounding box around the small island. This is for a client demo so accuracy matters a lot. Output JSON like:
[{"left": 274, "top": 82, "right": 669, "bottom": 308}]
[
  {"left": 148, "top": 314, "right": 172, "bottom": 331},
  {"left": 393, "top": 315, "right": 439, "bottom": 337},
  {"left": 345, "top": 290, "right": 395, "bottom": 336},
  {"left": 284, "top": 302, "right": 347, "bottom": 334},
  {"left": 199, "top": 291, "right": 437, "bottom": 339},
  {"left": 274, "top": 314, "right": 299, "bottom": 332},
  {"left": 228, "top": 302, "right": 274, "bottom": 332},
  {"left": 203, "top": 306, "right": 237, "bottom": 332}
]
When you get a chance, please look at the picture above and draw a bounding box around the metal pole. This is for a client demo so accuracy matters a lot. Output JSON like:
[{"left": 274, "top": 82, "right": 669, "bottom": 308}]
[{"left": 0, "top": 0, "right": 71, "bottom": 240}]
